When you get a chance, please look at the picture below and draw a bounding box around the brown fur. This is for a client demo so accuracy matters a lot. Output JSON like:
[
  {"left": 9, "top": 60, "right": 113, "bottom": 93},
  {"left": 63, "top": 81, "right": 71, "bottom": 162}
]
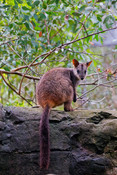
[
  {"left": 36, "top": 68, "right": 74, "bottom": 109},
  {"left": 39, "top": 105, "right": 50, "bottom": 169},
  {"left": 36, "top": 60, "right": 92, "bottom": 169}
]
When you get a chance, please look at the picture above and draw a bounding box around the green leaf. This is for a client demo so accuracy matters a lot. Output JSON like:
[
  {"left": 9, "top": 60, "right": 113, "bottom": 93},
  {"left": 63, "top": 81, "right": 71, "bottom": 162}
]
[
  {"left": 26, "top": 0, "right": 32, "bottom": 6},
  {"left": 34, "top": 26, "right": 42, "bottom": 30},
  {"left": 97, "top": 16, "right": 102, "bottom": 22},
  {"left": 40, "top": 13, "right": 46, "bottom": 19},
  {"left": 103, "top": 15, "right": 115, "bottom": 28},
  {"left": 24, "top": 22, "right": 30, "bottom": 30},
  {"left": 56, "top": 0, "right": 59, "bottom": 4},
  {"left": 72, "top": 12, "right": 81, "bottom": 17},
  {"left": 24, "top": 15, "right": 29, "bottom": 21},
  {"left": 31, "top": 21, "right": 36, "bottom": 28},
  {"left": 61, "top": 0, "right": 69, "bottom": 6},
  {"left": 9, "top": 23, "right": 13, "bottom": 29},
  {"left": 103, "top": 15, "right": 115, "bottom": 24},
  {"left": 34, "top": 13, "right": 38, "bottom": 22},
  {"left": 29, "top": 22, "right": 34, "bottom": 29},
  {"left": 0, "top": 5, "right": 11, "bottom": 8},
  {"left": 22, "top": 6, "right": 30, "bottom": 11},
  {"left": 16, "top": 0, "right": 23, "bottom": 4},
  {"left": 43, "top": 2, "right": 47, "bottom": 9},
  {"left": 93, "top": 59, "right": 98, "bottom": 67},
  {"left": 95, "top": 34, "right": 99, "bottom": 41},
  {"left": 79, "top": 5, "right": 86, "bottom": 12},
  {"left": 32, "top": 0, "right": 40, "bottom": 7}
]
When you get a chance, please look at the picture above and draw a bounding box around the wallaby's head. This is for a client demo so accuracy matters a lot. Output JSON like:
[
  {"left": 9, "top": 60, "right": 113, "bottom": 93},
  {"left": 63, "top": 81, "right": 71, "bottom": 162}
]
[{"left": 72, "top": 59, "right": 92, "bottom": 80}]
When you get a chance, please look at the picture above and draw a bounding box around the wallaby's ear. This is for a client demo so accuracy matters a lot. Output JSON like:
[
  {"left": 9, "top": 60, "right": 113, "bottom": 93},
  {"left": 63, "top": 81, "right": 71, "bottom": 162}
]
[
  {"left": 86, "top": 60, "right": 92, "bottom": 67},
  {"left": 72, "top": 59, "right": 79, "bottom": 67}
]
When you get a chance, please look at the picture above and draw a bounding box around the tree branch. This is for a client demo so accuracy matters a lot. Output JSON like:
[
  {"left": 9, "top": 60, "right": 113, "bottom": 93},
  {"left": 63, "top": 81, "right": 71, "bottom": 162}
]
[
  {"left": 18, "top": 48, "right": 56, "bottom": 95},
  {"left": 62, "top": 26, "right": 117, "bottom": 48},
  {"left": 7, "top": 43, "right": 36, "bottom": 75},
  {"left": 11, "top": 52, "right": 50, "bottom": 72},
  {"left": 78, "top": 78, "right": 117, "bottom": 99},
  {"left": 50, "top": 24, "right": 65, "bottom": 40},
  {"left": 0, "top": 38, "right": 19, "bottom": 46},
  {"left": 0, "top": 69, "right": 39, "bottom": 80},
  {"left": 0, "top": 72, "right": 32, "bottom": 106},
  {"left": 10, "top": 26, "right": 117, "bottom": 74}
]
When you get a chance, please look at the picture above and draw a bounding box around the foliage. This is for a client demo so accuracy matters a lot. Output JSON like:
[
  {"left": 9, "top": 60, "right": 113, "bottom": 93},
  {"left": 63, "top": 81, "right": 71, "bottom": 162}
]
[{"left": 0, "top": 0, "right": 117, "bottom": 108}]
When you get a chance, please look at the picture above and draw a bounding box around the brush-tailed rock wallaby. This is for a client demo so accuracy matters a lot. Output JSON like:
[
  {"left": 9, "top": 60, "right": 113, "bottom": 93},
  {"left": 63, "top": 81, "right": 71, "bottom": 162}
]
[{"left": 36, "top": 59, "right": 92, "bottom": 169}]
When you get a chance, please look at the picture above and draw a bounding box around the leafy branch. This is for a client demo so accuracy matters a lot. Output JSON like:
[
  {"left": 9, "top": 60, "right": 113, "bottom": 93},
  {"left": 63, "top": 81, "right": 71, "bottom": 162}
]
[
  {"left": 1, "top": 25, "right": 117, "bottom": 105},
  {"left": 0, "top": 0, "right": 117, "bottom": 108}
]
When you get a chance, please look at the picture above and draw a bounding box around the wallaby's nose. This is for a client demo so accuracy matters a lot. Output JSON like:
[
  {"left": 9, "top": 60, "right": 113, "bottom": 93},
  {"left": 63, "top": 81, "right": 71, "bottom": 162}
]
[{"left": 81, "top": 77, "right": 84, "bottom": 80}]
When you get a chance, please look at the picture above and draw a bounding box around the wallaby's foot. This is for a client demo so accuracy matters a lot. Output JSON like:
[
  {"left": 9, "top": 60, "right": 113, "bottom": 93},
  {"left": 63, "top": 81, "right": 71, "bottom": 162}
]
[
  {"left": 70, "top": 107, "right": 74, "bottom": 111},
  {"left": 64, "top": 108, "right": 74, "bottom": 112},
  {"left": 64, "top": 101, "right": 73, "bottom": 112}
]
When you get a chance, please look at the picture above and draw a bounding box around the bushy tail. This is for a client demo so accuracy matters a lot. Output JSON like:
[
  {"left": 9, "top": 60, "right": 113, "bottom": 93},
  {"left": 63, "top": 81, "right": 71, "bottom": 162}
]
[{"left": 39, "top": 105, "right": 50, "bottom": 169}]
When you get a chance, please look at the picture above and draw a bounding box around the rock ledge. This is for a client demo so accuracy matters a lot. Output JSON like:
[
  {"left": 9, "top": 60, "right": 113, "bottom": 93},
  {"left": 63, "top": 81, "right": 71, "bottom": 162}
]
[{"left": 0, "top": 104, "right": 117, "bottom": 175}]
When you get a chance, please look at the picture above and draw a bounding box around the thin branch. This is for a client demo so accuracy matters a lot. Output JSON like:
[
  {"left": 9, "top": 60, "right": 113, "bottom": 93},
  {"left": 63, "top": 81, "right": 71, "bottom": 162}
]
[
  {"left": 11, "top": 52, "right": 50, "bottom": 72},
  {"left": 18, "top": 48, "right": 56, "bottom": 95},
  {"left": 7, "top": 43, "right": 36, "bottom": 75},
  {"left": 0, "top": 69, "right": 40, "bottom": 80},
  {"left": 70, "top": 15, "right": 89, "bottom": 36},
  {"left": 2, "top": 26, "right": 117, "bottom": 97},
  {"left": 78, "top": 84, "right": 100, "bottom": 99},
  {"left": 73, "top": 11, "right": 92, "bottom": 41},
  {"left": 0, "top": 38, "right": 19, "bottom": 46},
  {"left": 45, "top": 19, "right": 50, "bottom": 45},
  {"left": 62, "top": 26, "right": 117, "bottom": 48},
  {"left": 78, "top": 78, "right": 117, "bottom": 99},
  {"left": 80, "top": 22, "right": 89, "bottom": 36},
  {"left": 65, "top": 48, "right": 103, "bottom": 57},
  {"left": 0, "top": 72, "right": 32, "bottom": 106},
  {"left": 10, "top": 26, "right": 117, "bottom": 73},
  {"left": 50, "top": 24, "right": 65, "bottom": 39}
]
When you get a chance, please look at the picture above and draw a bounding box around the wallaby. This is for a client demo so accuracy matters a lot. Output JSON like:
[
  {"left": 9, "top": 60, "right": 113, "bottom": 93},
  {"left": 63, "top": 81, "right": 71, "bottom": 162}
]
[{"left": 36, "top": 59, "right": 92, "bottom": 169}]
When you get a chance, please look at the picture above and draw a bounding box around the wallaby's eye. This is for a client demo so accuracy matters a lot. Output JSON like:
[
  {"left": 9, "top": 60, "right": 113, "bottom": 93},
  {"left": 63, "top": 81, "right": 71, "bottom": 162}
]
[
  {"left": 84, "top": 70, "right": 86, "bottom": 74},
  {"left": 77, "top": 70, "right": 80, "bottom": 74}
]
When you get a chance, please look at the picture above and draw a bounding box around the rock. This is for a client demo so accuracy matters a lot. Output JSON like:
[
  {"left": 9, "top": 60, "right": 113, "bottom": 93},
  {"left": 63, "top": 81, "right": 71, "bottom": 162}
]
[
  {"left": 0, "top": 106, "right": 117, "bottom": 175},
  {"left": 69, "top": 148, "right": 112, "bottom": 175}
]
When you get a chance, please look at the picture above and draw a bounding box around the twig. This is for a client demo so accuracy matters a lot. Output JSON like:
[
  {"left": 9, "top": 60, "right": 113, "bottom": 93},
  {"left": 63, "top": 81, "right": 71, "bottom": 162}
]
[
  {"left": 0, "top": 72, "right": 32, "bottom": 106},
  {"left": 18, "top": 48, "right": 56, "bottom": 95},
  {"left": 62, "top": 26, "right": 117, "bottom": 48},
  {"left": 7, "top": 43, "right": 36, "bottom": 74},
  {"left": 78, "top": 77, "right": 117, "bottom": 99},
  {"left": 80, "top": 22, "right": 89, "bottom": 36},
  {"left": 0, "top": 38, "right": 19, "bottom": 46},
  {"left": 50, "top": 24, "right": 65, "bottom": 39},
  {"left": 11, "top": 52, "right": 50, "bottom": 72},
  {"left": 70, "top": 15, "right": 89, "bottom": 36},
  {"left": 45, "top": 19, "right": 50, "bottom": 45},
  {"left": 0, "top": 69, "right": 40, "bottom": 80},
  {"left": 78, "top": 84, "right": 100, "bottom": 99},
  {"left": 10, "top": 26, "right": 117, "bottom": 73},
  {"left": 65, "top": 48, "right": 103, "bottom": 57},
  {"left": 73, "top": 11, "right": 92, "bottom": 41}
]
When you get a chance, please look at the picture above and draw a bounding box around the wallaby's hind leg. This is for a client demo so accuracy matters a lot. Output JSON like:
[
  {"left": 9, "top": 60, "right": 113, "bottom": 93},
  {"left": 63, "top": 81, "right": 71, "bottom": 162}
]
[{"left": 64, "top": 101, "right": 73, "bottom": 112}]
